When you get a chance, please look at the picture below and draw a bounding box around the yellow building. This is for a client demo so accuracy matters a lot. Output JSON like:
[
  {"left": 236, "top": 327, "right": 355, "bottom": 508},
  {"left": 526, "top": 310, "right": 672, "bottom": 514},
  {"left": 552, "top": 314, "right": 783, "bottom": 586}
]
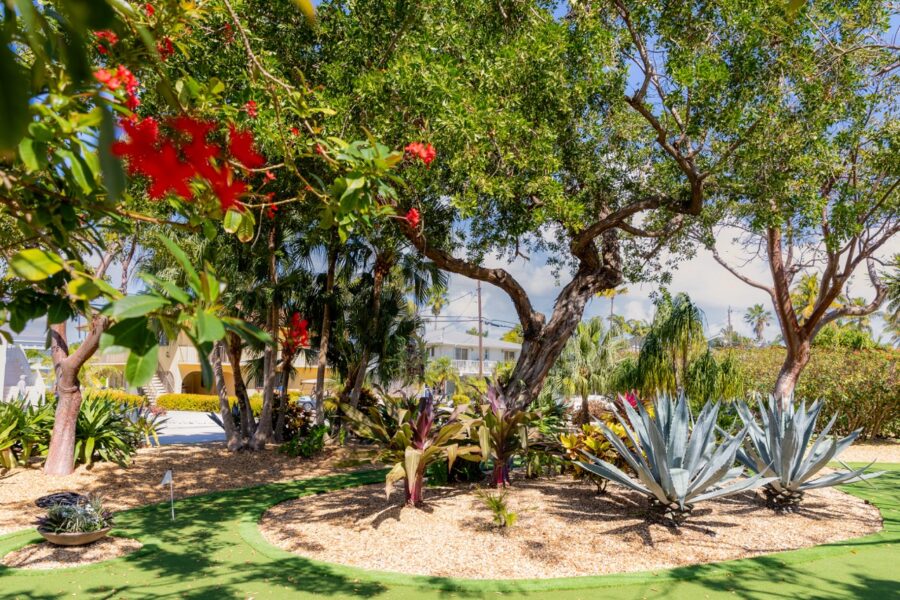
[{"left": 92, "top": 332, "right": 325, "bottom": 401}]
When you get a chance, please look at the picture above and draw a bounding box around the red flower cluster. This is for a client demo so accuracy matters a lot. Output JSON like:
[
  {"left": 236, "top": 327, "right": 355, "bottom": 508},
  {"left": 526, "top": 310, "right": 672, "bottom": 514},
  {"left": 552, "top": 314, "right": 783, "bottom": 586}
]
[
  {"left": 95, "top": 30, "right": 118, "bottom": 54},
  {"left": 283, "top": 313, "right": 309, "bottom": 355},
  {"left": 157, "top": 37, "right": 175, "bottom": 60},
  {"left": 244, "top": 100, "right": 258, "bottom": 118},
  {"left": 404, "top": 141, "right": 436, "bottom": 166},
  {"left": 405, "top": 207, "right": 421, "bottom": 228},
  {"left": 144, "top": 3, "right": 155, "bottom": 17},
  {"left": 112, "top": 116, "right": 266, "bottom": 213},
  {"left": 94, "top": 65, "right": 140, "bottom": 110},
  {"left": 618, "top": 392, "right": 639, "bottom": 409}
]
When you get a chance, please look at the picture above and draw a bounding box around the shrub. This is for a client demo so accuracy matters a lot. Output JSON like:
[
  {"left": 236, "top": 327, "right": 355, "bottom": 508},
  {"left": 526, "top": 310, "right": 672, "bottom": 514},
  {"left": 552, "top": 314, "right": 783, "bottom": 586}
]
[
  {"left": 576, "top": 395, "right": 771, "bottom": 525},
  {"left": 37, "top": 495, "right": 113, "bottom": 534},
  {"left": 736, "top": 396, "right": 883, "bottom": 511},
  {"left": 0, "top": 399, "right": 54, "bottom": 469},
  {"left": 474, "top": 487, "right": 517, "bottom": 528},
  {"left": 732, "top": 347, "right": 898, "bottom": 439},
  {"left": 75, "top": 396, "right": 142, "bottom": 467},
  {"left": 83, "top": 389, "right": 144, "bottom": 407},
  {"left": 156, "top": 393, "right": 263, "bottom": 415},
  {"left": 279, "top": 425, "right": 328, "bottom": 458}
]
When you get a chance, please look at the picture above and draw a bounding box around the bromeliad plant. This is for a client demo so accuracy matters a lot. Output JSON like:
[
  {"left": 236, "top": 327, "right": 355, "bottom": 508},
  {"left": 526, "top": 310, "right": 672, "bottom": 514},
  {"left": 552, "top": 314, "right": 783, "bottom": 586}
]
[
  {"left": 735, "top": 396, "right": 884, "bottom": 512},
  {"left": 341, "top": 392, "right": 478, "bottom": 506},
  {"left": 466, "top": 384, "right": 538, "bottom": 487},
  {"left": 576, "top": 394, "right": 772, "bottom": 525}
]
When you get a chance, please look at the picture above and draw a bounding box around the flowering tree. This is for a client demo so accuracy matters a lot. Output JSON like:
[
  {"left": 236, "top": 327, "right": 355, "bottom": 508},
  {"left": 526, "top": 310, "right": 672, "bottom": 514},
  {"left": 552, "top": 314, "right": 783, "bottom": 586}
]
[{"left": 0, "top": 0, "right": 401, "bottom": 470}]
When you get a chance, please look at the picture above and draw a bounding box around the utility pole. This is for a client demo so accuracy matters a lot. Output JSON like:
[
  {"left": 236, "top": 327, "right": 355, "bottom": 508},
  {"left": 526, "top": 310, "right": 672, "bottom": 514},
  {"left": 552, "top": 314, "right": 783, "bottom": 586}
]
[{"left": 477, "top": 281, "right": 484, "bottom": 377}]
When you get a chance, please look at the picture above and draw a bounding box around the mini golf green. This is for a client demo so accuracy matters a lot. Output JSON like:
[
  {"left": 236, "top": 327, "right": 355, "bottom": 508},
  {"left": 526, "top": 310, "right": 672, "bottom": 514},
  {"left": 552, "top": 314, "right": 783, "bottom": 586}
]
[{"left": 1, "top": 464, "right": 897, "bottom": 599}]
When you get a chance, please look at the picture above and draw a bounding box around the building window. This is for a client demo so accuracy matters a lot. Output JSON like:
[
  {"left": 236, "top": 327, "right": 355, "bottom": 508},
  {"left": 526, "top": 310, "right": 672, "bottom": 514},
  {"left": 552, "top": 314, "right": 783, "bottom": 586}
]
[
  {"left": 429, "top": 347, "right": 435, "bottom": 357},
  {"left": 455, "top": 347, "right": 469, "bottom": 361},
  {"left": 503, "top": 350, "right": 516, "bottom": 361},
  {"left": 483, "top": 349, "right": 490, "bottom": 361}
]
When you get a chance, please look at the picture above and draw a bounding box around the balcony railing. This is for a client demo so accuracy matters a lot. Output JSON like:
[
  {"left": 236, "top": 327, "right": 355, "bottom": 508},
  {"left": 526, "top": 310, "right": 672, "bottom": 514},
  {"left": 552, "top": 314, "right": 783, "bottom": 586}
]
[{"left": 451, "top": 359, "right": 499, "bottom": 375}]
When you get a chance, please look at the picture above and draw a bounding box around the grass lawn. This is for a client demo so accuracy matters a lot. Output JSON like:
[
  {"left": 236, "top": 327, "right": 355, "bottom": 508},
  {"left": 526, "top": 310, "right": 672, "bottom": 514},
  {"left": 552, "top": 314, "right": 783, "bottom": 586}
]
[{"left": 1, "top": 464, "right": 897, "bottom": 599}]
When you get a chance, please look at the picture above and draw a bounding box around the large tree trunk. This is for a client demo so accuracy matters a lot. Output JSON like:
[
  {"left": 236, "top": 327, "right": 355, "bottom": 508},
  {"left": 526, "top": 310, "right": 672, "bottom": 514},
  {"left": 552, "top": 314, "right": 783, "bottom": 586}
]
[
  {"left": 274, "top": 354, "right": 294, "bottom": 442},
  {"left": 773, "top": 339, "right": 811, "bottom": 403},
  {"left": 212, "top": 341, "right": 242, "bottom": 451},
  {"left": 226, "top": 333, "right": 255, "bottom": 438},
  {"left": 44, "top": 317, "right": 108, "bottom": 476},
  {"left": 251, "top": 227, "right": 280, "bottom": 450},
  {"left": 314, "top": 244, "right": 337, "bottom": 425}
]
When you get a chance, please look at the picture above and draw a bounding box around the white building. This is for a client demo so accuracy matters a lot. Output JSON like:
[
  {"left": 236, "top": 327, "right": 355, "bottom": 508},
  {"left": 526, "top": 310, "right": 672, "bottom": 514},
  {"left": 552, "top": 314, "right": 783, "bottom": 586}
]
[
  {"left": 423, "top": 330, "right": 521, "bottom": 377},
  {"left": 1, "top": 339, "right": 46, "bottom": 404}
]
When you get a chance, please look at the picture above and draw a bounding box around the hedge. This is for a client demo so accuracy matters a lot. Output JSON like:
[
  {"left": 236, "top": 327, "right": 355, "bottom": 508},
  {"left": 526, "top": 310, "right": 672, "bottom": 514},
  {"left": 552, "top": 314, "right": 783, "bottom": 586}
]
[
  {"left": 156, "top": 393, "right": 263, "bottom": 415},
  {"left": 83, "top": 388, "right": 145, "bottom": 406},
  {"left": 728, "top": 347, "right": 898, "bottom": 439}
]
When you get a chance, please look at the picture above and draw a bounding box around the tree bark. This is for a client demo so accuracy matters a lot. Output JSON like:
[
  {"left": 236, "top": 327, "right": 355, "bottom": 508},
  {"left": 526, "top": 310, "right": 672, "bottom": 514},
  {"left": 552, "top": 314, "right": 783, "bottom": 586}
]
[
  {"left": 226, "top": 332, "right": 255, "bottom": 438},
  {"left": 44, "top": 316, "right": 108, "bottom": 476},
  {"left": 349, "top": 252, "right": 391, "bottom": 407},
  {"left": 274, "top": 353, "right": 294, "bottom": 442},
  {"left": 251, "top": 226, "right": 280, "bottom": 450},
  {"left": 314, "top": 243, "right": 338, "bottom": 425},
  {"left": 212, "top": 341, "right": 242, "bottom": 451},
  {"left": 773, "top": 340, "right": 811, "bottom": 402}
]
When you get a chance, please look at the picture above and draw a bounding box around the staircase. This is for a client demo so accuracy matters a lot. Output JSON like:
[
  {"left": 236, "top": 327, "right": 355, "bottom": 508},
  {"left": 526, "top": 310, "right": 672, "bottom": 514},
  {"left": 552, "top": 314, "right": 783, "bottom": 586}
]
[{"left": 141, "top": 373, "right": 169, "bottom": 405}]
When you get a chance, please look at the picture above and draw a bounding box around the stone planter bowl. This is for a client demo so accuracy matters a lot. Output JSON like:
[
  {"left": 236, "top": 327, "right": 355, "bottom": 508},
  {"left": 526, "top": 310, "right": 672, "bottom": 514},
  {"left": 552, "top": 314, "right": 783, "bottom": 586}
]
[{"left": 37, "top": 527, "right": 111, "bottom": 546}]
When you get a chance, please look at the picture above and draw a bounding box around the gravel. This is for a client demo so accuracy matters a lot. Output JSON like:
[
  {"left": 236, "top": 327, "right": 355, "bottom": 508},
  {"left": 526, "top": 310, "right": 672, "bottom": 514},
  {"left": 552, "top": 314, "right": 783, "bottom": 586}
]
[
  {"left": 1, "top": 537, "right": 142, "bottom": 570},
  {"left": 259, "top": 477, "right": 883, "bottom": 579}
]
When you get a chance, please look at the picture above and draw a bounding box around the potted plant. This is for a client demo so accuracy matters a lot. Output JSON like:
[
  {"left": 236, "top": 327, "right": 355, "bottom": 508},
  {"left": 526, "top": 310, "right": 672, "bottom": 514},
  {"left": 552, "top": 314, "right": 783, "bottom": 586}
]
[{"left": 36, "top": 495, "right": 114, "bottom": 546}]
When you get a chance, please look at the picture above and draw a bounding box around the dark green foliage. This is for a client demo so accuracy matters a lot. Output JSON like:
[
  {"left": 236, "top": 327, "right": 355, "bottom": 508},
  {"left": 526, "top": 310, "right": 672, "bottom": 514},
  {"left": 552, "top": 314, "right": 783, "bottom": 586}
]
[{"left": 279, "top": 425, "right": 329, "bottom": 459}]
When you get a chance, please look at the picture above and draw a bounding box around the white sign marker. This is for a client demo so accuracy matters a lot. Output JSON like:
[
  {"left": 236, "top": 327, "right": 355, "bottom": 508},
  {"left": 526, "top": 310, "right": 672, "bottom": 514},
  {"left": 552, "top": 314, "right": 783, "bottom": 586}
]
[{"left": 160, "top": 469, "right": 174, "bottom": 520}]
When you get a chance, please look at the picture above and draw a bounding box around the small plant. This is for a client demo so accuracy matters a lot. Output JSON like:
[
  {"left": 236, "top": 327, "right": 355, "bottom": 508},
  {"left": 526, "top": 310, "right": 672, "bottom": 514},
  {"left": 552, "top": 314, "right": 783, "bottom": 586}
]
[
  {"left": 576, "top": 394, "right": 772, "bottom": 525},
  {"left": 465, "top": 384, "right": 537, "bottom": 487},
  {"left": 127, "top": 403, "right": 168, "bottom": 447},
  {"left": 736, "top": 396, "right": 884, "bottom": 512},
  {"left": 75, "top": 396, "right": 141, "bottom": 468},
  {"left": 474, "top": 487, "right": 518, "bottom": 528},
  {"left": 37, "top": 495, "right": 113, "bottom": 534},
  {"left": 279, "top": 425, "right": 329, "bottom": 458}
]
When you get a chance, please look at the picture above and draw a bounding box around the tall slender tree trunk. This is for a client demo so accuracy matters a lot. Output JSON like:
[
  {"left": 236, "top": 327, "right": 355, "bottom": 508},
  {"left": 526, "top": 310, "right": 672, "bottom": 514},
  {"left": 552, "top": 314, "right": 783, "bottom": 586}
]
[
  {"left": 314, "top": 244, "right": 337, "bottom": 425},
  {"left": 226, "top": 333, "right": 255, "bottom": 438},
  {"left": 44, "top": 317, "right": 108, "bottom": 476},
  {"left": 212, "top": 341, "right": 242, "bottom": 451},
  {"left": 349, "top": 253, "right": 390, "bottom": 407},
  {"left": 274, "top": 354, "right": 294, "bottom": 442},
  {"left": 251, "top": 227, "right": 280, "bottom": 450},
  {"left": 773, "top": 339, "right": 811, "bottom": 402}
]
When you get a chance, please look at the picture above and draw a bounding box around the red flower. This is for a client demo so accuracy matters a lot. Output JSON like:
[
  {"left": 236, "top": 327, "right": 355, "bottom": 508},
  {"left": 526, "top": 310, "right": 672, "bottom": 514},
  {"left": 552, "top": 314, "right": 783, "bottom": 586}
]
[
  {"left": 290, "top": 127, "right": 300, "bottom": 136},
  {"left": 619, "top": 392, "right": 639, "bottom": 409},
  {"left": 95, "top": 66, "right": 140, "bottom": 110},
  {"left": 207, "top": 165, "right": 247, "bottom": 212},
  {"left": 405, "top": 207, "right": 421, "bottom": 228},
  {"left": 173, "top": 117, "right": 219, "bottom": 173},
  {"left": 283, "top": 312, "right": 309, "bottom": 354},
  {"left": 157, "top": 37, "right": 175, "bottom": 60},
  {"left": 264, "top": 171, "right": 276, "bottom": 181},
  {"left": 314, "top": 143, "right": 326, "bottom": 155},
  {"left": 223, "top": 23, "right": 234, "bottom": 43},
  {"left": 144, "top": 3, "right": 155, "bottom": 17},
  {"left": 404, "top": 141, "right": 436, "bottom": 166},
  {"left": 228, "top": 125, "right": 265, "bottom": 169},
  {"left": 144, "top": 141, "right": 196, "bottom": 200},
  {"left": 243, "top": 100, "right": 258, "bottom": 118},
  {"left": 112, "top": 117, "right": 161, "bottom": 177},
  {"left": 95, "top": 30, "right": 118, "bottom": 54},
  {"left": 266, "top": 201, "right": 279, "bottom": 219},
  {"left": 94, "top": 69, "right": 117, "bottom": 89}
]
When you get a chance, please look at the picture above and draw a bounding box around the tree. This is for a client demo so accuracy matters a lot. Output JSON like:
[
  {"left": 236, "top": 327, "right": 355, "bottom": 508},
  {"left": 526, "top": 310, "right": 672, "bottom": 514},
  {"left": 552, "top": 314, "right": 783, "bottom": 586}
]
[
  {"left": 547, "top": 317, "right": 623, "bottom": 424},
  {"left": 424, "top": 357, "right": 459, "bottom": 398},
  {"left": 744, "top": 304, "right": 773, "bottom": 345},
  {"left": 465, "top": 327, "right": 489, "bottom": 337},
  {"left": 500, "top": 325, "right": 523, "bottom": 344},
  {"left": 253, "top": 0, "right": 842, "bottom": 408},
  {"left": 597, "top": 287, "right": 629, "bottom": 322},
  {"left": 701, "top": 3, "right": 898, "bottom": 400}
]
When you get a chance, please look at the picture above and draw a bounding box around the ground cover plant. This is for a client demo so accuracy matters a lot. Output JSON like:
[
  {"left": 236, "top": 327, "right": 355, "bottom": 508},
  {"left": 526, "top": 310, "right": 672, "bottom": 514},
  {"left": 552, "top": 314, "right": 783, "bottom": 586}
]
[
  {"left": 576, "top": 394, "right": 772, "bottom": 525},
  {"left": 736, "top": 396, "right": 884, "bottom": 511},
  {"left": 37, "top": 495, "right": 113, "bottom": 534}
]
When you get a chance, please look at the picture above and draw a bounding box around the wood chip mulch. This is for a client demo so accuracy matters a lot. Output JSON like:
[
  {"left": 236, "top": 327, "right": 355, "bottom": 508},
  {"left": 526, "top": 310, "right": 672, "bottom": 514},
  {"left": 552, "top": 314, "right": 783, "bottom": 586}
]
[
  {"left": 259, "top": 478, "right": 883, "bottom": 579},
  {"left": 0, "top": 442, "right": 372, "bottom": 535},
  {"left": 1, "top": 537, "right": 142, "bottom": 570}
]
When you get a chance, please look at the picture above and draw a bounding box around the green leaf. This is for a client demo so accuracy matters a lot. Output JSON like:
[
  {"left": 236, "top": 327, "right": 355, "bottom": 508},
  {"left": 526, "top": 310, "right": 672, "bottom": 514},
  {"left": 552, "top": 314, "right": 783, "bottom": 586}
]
[
  {"left": 9, "top": 249, "right": 65, "bottom": 281},
  {"left": 0, "top": 35, "right": 29, "bottom": 152},
  {"left": 237, "top": 210, "right": 255, "bottom": 242},
  {"left": 67, "top": 277, "right": 102, "bottom": 301},
  {"left": 223, "top": 209, "right": 243, "bottom": 234},
  {"left": 125, "top": 344, "right": 159, "bottom": 387},
  {"left": 157, "top": 234, "right": 202, "bottom": 293},
  {"left": 110, "top": 294, "right": 169, "bottom": 320},
  {"left": 99, "top": 105, "right": 126, "bottom": 200},
  {"left": 100, "top": 317, "right": 155, "bottom": 353},
  {"left": 18, "top": 138, "right": 40, "bottom": 172},
  {"left": 196, "top": 310, "right": 225, "bottom": 343}
]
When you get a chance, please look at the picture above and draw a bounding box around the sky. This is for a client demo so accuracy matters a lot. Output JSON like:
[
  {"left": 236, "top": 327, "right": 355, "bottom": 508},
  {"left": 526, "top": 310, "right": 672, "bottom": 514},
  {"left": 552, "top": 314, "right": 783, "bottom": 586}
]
[{"left": 427, "top": 229, "right": 899, "bottom": 344}]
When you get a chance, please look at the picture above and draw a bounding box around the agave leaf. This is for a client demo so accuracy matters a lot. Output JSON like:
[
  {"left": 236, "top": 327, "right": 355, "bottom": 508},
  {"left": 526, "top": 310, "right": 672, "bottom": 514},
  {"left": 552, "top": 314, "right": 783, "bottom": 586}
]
[
  {"left": 799, "top": 460, "right": 884, "bottom": 491},
  {"left": 669, "top": 395, "right": 691, "bottom": 467},
  {"left": 690, "top": 471, "right": 775, "bottom": 503},
  {"left": 384, "top": 461, "right": 406, "bottom": 499},
  {"left": 576, "top": 453, "right": 655, "bottom": 498}
]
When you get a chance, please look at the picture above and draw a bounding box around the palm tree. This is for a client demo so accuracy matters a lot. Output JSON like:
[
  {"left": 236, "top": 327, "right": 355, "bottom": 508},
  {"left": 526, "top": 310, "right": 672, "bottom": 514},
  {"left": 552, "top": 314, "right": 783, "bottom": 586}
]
[
  {"left": 424, "top": 357, "right": 460, "bottom": 398},
  {"left": 596, "top": 286, "right": 628, "bottom": 322},
  {"left": 547, "top": 317, "right": 624, "bottom": 424},
  {"left": 744, "top": 304, "right": 772, "bottom": 344}
]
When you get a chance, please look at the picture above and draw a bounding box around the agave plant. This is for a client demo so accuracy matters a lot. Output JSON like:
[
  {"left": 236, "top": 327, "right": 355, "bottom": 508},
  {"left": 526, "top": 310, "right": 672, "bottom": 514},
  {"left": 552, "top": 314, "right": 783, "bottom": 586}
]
[
  {"left": 576, "top": 394, "right": 772, "bottom": 525},
  {"left": 465, "top": 384, "right": 537, "bottom": 487},
  {"left": 735, "top": 396, "right": 883, "bottom": 512},
  {"left": 341, "top": 391, "right": 478, "bottom": 506}
]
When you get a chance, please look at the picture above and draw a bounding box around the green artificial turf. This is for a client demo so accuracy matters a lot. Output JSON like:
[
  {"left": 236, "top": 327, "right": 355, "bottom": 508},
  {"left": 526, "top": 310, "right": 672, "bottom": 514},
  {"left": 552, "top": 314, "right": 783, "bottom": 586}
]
[{"left": 1, "top": 464, "right": 897, "bottom": 599}]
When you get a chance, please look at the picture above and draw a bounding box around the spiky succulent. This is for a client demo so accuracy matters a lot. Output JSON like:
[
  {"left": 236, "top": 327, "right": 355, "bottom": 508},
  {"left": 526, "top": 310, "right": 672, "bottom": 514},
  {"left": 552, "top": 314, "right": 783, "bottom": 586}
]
[
  {"left": 735, "top": 396, "right": 883, "bottom": 511},
  {"left": 576, "top": 395, "right": 772, "bottom": 525}
]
